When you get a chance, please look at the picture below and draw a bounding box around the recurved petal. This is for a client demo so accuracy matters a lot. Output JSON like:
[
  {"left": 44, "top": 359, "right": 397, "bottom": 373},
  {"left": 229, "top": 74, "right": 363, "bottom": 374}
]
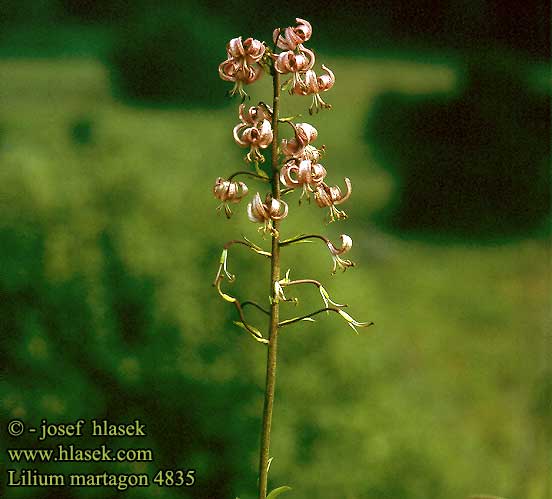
[
  {"left": 247, "top": 202, "right": 260, "bottom": 223},
  {"left": 299, "top": 46, "right": 316, "bottom": 70},
  {"left": 218, "top": 59, "right": 238, "bottom": 82},
  {"left": 247, "top": 192, "right": 267, "bottom": 222},
  {"left": 311, "top": 163, "right": 327, "bottom": 184},
  {"left": 334, "top": 178, "right": 352, "bottom": 205},
  {"left": 295, "top": 18, "right": 312, "bottom": 42},
  {"left": 243, "top": 38, "right": 265, "bottom": 62},
  {"left": 227, "top": 37, "right": 245, "bottom": 58},
  {"left": 233, "top": 123, "right": 248, "bottom": 146},
  {"left": 297, "top": 159, "right": 313, "bottom": 184},
  {"left": 258, "top": 120, "right": 273, "bottom": 145},
  {"left": 273, "top": 28, "right": 282, "bottom": 46},
  {"left": 284, "top": 26, "right": 302, "bottom": 50},
  {"left": 317, "top": 65, "right": 336, "bottom": 92},
  {"left": 274, "top": 51, "right": 294, "bottom": 73},
  {"left": 268, "top": 196, "right": 280, "bottom": 216},
  {"left": 296, "top": 122, "right": 318, "bottom": 144},
  {"left": 314, "top": 183, "right": 332, "bottom": 207},
  {"left": 281, "top": 138, "right": 300, "bottom": 157},
  {"left": 280, "top": 163, "right": 300, "bottom": 188},
  {"left": 328, "top": 234, "right": 353, "bottom": 256},
  {"left": 303, "top": 70, "right": 319, "bottom": 93},
  {"left": 271, "top": 199, "right": 289, "bottom": 220}
]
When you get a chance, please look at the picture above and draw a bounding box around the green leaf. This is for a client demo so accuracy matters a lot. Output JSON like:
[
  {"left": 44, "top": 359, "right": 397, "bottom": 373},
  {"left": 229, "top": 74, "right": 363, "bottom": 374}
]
[
  {"left": 253, "top": 162, "right": 270, "bottom": 179},
  {"left": 267, "top": 485, "right": 292, "bottom": 499},
  {"left": 232, "top": 321, "right": 268, "bottom": 344}
]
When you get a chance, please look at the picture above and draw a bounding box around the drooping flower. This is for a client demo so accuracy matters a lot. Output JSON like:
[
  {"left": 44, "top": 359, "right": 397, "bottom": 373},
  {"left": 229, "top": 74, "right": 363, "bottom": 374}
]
[
  {"left": 247, "top": 192, "right": 288, "bottom": 236},
  {"left": 280, "top": 159, "right": 327, "bottom": 201},
  {"left": 226, "top": 36, "right": 266, "bottom": 64},
  {"left": 233, "top": 116, "right": 273, "bottom": 163},
  {"left": 219, "top": 59, "right": 263, "bottom": 97},
  {"left": 273, "top": 18, "right": 313, "bottom": 50},
  {"left": 219, "top": 36, "right": 266, "bottom": 98},
  {"left": 314, "top": 177, "right": 352, "bottom": 221},
  {"left": 281, "top": 122, "right": 318, "bottom": 159},
  {"left": 274, "top": 47, "right": 315, "bottom": 74},
  {"left": 239, "top": 102, "right": 270, "bottom": 126},
  {"left": 326, "top": 234, "right": 354, "bottom": 274},
  {"left": 212, "top": 177, "right": 249, "bottom": 218},
  {"left": 292, "top": 65, "right": 335, "bottom": 114}
]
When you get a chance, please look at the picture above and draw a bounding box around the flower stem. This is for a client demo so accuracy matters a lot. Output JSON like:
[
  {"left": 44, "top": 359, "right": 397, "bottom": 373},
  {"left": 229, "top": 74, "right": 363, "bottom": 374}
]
[{"left": 258, "top": 68, "right": 281, "bottom": 499}]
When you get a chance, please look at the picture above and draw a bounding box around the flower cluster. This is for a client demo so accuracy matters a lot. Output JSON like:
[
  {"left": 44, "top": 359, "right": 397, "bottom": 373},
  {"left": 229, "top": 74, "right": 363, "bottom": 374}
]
[
  {"left": 273, "top": 18, "right": 335, "bottom": 114},
  {"left": 214, "top": 18, "right": 356, "bottom": 272},
  {"left": 278, "top": 121, "right": 351, "bottom": 219},
  {"left": 219, "top": 37, "right": 266, "bottom": 98}
]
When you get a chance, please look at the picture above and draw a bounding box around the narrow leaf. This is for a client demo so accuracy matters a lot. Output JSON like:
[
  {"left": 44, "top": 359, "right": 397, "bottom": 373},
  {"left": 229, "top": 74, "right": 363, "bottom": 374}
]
[
  {"left": 233, "top": 321, "right": 268, "bottom": 344},
  {"left": 267, "top": 486, "right": 292, "bottom": 499}
]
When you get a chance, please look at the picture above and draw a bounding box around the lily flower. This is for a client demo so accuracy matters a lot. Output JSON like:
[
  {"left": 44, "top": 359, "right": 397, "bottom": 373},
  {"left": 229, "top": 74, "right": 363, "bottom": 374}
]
[
  {"left": 219, "top": 37, "right": 265, "bottom": 98},
  {"left": 292, "top": 65, "right": 335, "bottom": 114},
  {"left": 219, "top": 58, "right": 263, "bottom": 98},
  {"left": 212, "top": 177, "right": 249, "bottom": 218},
  {"left": 281, "top": 122, "right": 318, "bottom": 159},
  {"left": 247, "top": 192, "right": 289, "bottom": 236},
  {"left": 314, "top": 177, "right": 352, "bottom": 222},
  {"left": 239, "top": 103, "right": 269, "bottom": 126},
  {"left": 226, "top": 36, "right": 266, "bottom": 64},
  {"left": 233, "top": 118, "right": 273, "bottom": 163},
  {"left": 326, "top": 234, "right": 354, "bottom": 274},
  {"left": 274, "top": 47, "right": 315, "bottom": 76},
  {"left": 273, "top": 18, "right": 313, "bottom": 50},
  {"left": 280, "top": 159, "right": 327, "bottom": 201}
]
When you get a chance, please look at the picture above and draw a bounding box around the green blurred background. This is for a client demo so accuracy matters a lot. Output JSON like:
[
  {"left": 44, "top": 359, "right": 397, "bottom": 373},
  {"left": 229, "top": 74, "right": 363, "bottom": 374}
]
[{"left": 0, "top": 1, "right": 550, "bottom": 498}]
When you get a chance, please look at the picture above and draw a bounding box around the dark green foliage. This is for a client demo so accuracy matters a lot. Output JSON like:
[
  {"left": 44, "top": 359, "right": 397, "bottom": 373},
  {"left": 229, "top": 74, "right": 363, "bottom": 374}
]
[
  {"left": 109, "top": 5, "right": 231, "bottom": 107},
  {"left": 69, "top": 117, "right": 94, "bottom": 145},
  {"left": 59, "top": 0, "right": 133, "bottom": 23},
  {"left": 366, "top": 56, "right": 550, "bottom": 237},
  {"left": 0, "top": 189, "right": 256, "bottom": 499}
]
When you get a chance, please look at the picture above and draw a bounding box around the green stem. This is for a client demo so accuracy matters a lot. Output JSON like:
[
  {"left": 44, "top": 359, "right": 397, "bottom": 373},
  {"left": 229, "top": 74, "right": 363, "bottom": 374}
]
[{"left": 258, "top": 68, "right": 281, "bottom": 499}]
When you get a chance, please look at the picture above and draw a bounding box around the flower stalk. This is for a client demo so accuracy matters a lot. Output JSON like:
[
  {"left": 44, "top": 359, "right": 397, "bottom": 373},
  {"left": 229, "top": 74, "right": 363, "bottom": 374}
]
[
  {"left": 258, "top": 67, "right": 281, "bottom": 499},
  {"left": 212, "top": 18, "right": 372, "bottom": 499}
]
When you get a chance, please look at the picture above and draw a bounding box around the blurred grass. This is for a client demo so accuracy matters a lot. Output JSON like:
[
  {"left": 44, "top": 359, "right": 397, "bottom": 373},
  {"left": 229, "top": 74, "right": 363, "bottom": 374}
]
[{"left": 0, "top": 57, "right": 549, "bottom": 499}]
